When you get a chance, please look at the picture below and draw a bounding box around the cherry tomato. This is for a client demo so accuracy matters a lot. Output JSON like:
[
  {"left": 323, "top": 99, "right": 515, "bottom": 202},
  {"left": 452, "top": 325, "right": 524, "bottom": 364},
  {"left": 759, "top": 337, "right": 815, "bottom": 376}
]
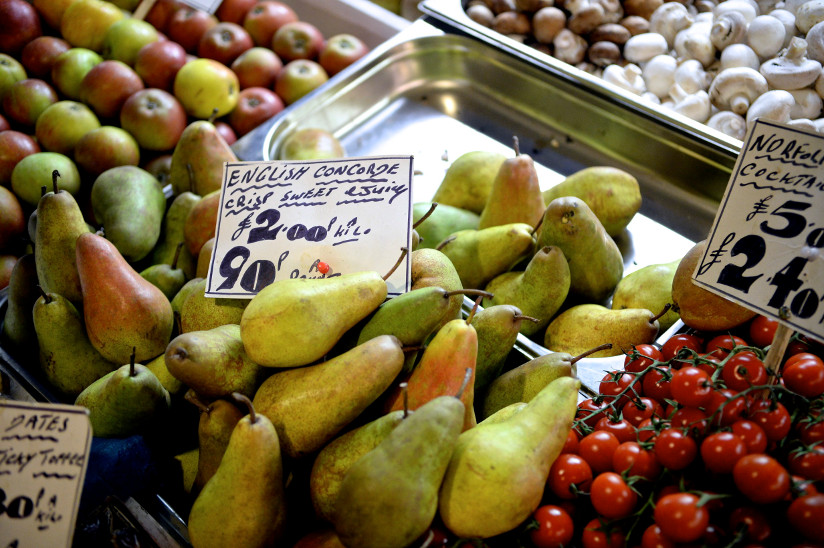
[
  {"left": 670, "top": 366, "right": 714, "bottom": 408},
  {"left": 599, "top": 370, "right": 637, "bottom": 407},
  {"left": 670, "top": 406, "right": 709, "bottom": 437},
  {"left": 700, "top": 431, "right": 747, "bottom": 473},
  {"left": 561, "top": 428, "right": 579, "bottom": 454},
  {"left": 594, "top": 416, "right": 636, "bottom": 444},
  {"left": 654, "top": 492, "right": 709, "bottom": 544},
  {"left": 661, "top": 333, "right": 704, "bottom": 363},
  {"left": 798, "top": 415, "right": 824, "bottom": 446},
  {"left": 748, "top": 399, "right": 792, "bottom": 442},
  {"left": 590, "top": 472, "right": 638, "bottom": 520},
  {"left": 636, "top": 418, "right": 658, "bottom": 443},
  {"left": 579, "top": 430, "right": 620, "bottom": 474},
  {"left": 654, "top": 427, "right": 697, "bottom": 470},
  {"left": 788, "top": 445, "right": 824, "bottom": 482},
  {"left": 733, "top": 453, "right": 791, "bottom": 504},
  {"left": 722, "top": 351, "right": 768, "bottom": 392},
  {"left": 705, "top": 334, "right": 748, "bottom": 358},
  {"left": 547, "top": 453, "right": 593, "bottom": 500},
  {"left": 732, "top": 419, "right": 769, "bottom": 454},
  {"left": 786, "top": 352, "right": 821, "bottom": 369},
  {"left": 705, "top": 388, "right": 747, "bottom": 427},
  {"left": 640, "top": 523, "right": 676, "bottom": 548},
  {"left": 612, "top": 441, "right": 658, "bottom": 480},
  {"left": 787, "top": 494, "right": 824, "bottom": 543},
  {"left": 782, "top": 354, "right": 824, "bottom": 398},
  {"left": 729, "top": 506, "right": 771, "bottom": 542},
  {"left": 530, "top": 504, "right": 574, "bottom": 548},
  {"left": 642, "top": 367, "right": 672, "bottom": 404},
  {"left": 625, "top": 343, "right": 663, "bottom": 373},
  {"left": 581, "top": 518, "right": 625, "bottom": 548},
  {"left": 622, "top": 397, "right": 664, "bottom": 427},
  {"left": 577, "top": 398, "right": 610, "bottom": 428},
  {"left": 749, "top": 315, "right": 779, "bottom": 348}
]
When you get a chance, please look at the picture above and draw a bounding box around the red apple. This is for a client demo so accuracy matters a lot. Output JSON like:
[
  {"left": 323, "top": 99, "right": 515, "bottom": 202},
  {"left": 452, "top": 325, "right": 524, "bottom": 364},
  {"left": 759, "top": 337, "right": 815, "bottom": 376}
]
[
  {"left": 274, "top": 59, "right": 328, "bottom": 105},
  {"left": 0, "top": 185, "right": 24, "bottom": 251},
  {"left": 20, "top": 36, "right": 71, "bottom": 79},
  {"left": 0, "top": 0, "right": 42, "bottom": 56},
  {"left": 135, "top": 39, "right": 188, "bottom": 91},
  {"left": 120, "top": 88, "right": 187, "bottom": 151},
  {"left": 0, "top": 113, "right": 9, "bottom": 132},
  {"left": 243, "top": 0, "right": 298, "bottom": 47},
  {"left": 145, "top": 0, "right": 182, "bottom": 33},
  {"left": 198, "top": 21, "right": 254, "bottom": 65},
  {"left": 0, "top": 254, "right": 16, "bottom": 289},
  {"left": 215, "top": 121, "right": 237, "bottom": 145},
  {"left": 231, "top": 46, "right": 282, "bottom": 89},
  {"left": 74, "top": 125, "right": 140, "bottom": 176},
  {"left": 32, "top": 0, "right": 74, "bottom": 31},
  {"left": 319, "top": 34, "right": 369, "bottom": 76},
  {"left": 142, "top": 153, "right": 172, "bottom": 185},
  {"left": 2, "top": 78, "right": 59, "bottom": 127},
  {"left": 35, "top": 100, "right": 101, "bottom": 155},
  {"left": 167, "top": 5, "right": 219, "bottom": 54},
  {"left": 50, "top": 47, "right": 103, "bottom": 101},
  {"left": 272, "top": 21, "right": 325, "bottom": 62},
  {"left": 79, "top": 60, "right": 145, "bottom": 120},
  {"left": 215, "top": 0, "right": 258, "bottom": 24},
  {"left": 0, "top": 54, "right": 26, "bottom": 102},
  {"left": 228, "top": 86, "right": 284, "bottom": 136},
  {"left": 0, "top": 129, "right": 39, "bottom": 185}
]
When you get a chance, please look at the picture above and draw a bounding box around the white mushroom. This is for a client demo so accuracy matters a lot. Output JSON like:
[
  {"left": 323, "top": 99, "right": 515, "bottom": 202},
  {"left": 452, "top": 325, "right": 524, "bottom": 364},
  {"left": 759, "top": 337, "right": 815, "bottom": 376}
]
[
  {"left": 795, "top": 0, "right": 824, "bottom": 33},
  {"left": 711, "top": 10, "right": 749, "bottom": 50},
  {"left": 786, "top": 117, "right": 818, "bottom": 130},
  {"left": 707, "top": 110, "right": 748, "bottom": 139},
  {"left": 714, "top": 0, "right": 760, "bottom": 23},
  {"left": 669, "top": 85, "right": 712, "bottom": 121},
  {"left": 783, "top": 0, "right": 810, "bottom": 14},
  {"left": 720, "top": 43, "right": 762, "bottom": 69},
  {"left": 768, "top": 8, "right": 797, "bottom": 47},
  {"left": 789, "top": 87, "right": 824, "bottom": 117},
  {"left": 747, "top": 14, "right": 787, "bottom": 59},
  {"left": 648, "top": 2, "right": 694, "bottom": 47},
  {"left": 760, "top": 36, "right": 823, "bottom": 88},
  {"left": 674, "top": 20, "right": 717, "bottom": 66},
  {"left": 811, "top": 117, "right": 824, "bottom": 132},
  {"left": 602, "top": 62, "right": 648, "bottom": 94},
  {"left": 642, "top": 91, "right": 663, "bottom": 103},
  {"left": 674, "top": 58, "right": 713, "bottom": 92},
  {"left": 623, "top": 31, "right": 670, "bottom": 63},
  {"left": 709, "top": 66, "right": 770, "bottom": 113},
  {"left": 756, "top": 0, "right": 782, "bottom": 13},
  {"left": 806, "top": 20, "right": 824, "bottom": 63},
  {"left": 746, "top": 88, "right": 795, "bottom": 129},
  {"left": 643, "top": 53, "right": 679, "bottom": 97}
]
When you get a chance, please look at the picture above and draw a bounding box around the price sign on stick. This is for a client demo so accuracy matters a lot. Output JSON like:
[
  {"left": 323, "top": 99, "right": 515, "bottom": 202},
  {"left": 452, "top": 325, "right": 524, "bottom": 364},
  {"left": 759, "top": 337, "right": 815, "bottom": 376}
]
[
  {"left": 206, "top": 156, "right": 414, "bottom": 299},
  {"left": 693, "top": 119, "right": 824, "bottom": 345},
  {"left": 0, "top": 401, "right": 92, "bottom": 548}
]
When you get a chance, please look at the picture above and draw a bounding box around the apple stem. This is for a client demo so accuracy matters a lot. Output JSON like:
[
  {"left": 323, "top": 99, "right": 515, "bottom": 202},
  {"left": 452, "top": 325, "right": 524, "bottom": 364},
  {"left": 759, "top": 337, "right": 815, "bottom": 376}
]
[
  {"left": 570, "top": 343, "right": 613, "bottom": 364},
  {"left": 382, "top": 247, "right": 408, "bottom": 281},
  {"left": 129, "top": 347, "right": 136, "bottom": 377},
  {"left": 52, "top": 170, "right": 60, "bottom": 194},
  {"left": 171, "top": 242, "right": 184, "bottom": 269},
  {"left": 413, "top": 202, "right": 438, "bottom": 229},
  {"left": 232, "top": 392, "right": 256, "bottom": 424}
]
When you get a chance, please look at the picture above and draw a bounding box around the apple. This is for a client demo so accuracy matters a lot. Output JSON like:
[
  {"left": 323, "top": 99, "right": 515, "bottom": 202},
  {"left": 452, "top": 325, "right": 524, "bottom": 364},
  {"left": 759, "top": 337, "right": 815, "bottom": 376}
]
[
  {"left": 120, "top": 88, "right": 187, "bottom": 151},
  {"left": 231, "top": 46, "right": 282, "bottom": 89},
  {"left": 167, "top": 5, "right": 219, "bottom": 54},
  {"left": 143, "top": 153, "right": 172, "bottom": 185},
  {"left": 274, "top": 59, "right": 328, "bottom": 105},
  {"left": 0, "top": 130, "right": 39, "bottom": 185},
  {"left": 215, "top": 0, "right": 258, "bottom": 24},
  {"left": 0, "top": 54, "right": 26, "bottom": 102},
  {"left": 0, "top": 255, "right": 16, "bottom": 289},
  {"left": 0, "top": 0, "right": 42, "bottom": 56},
  {"left": 79, "top": 60, "right": 145, "bottom": 120},
  {"left": 0, "top": 185, "right": 24, "bottom": 250},
  {"left": 319, "top": 34, "right": 370, "bottom": 76},
  {"left": 0, "top": 113, "right": 9, "bottom": 132},
  {"left": 215, "top": 121, "right": 237, "bottom": 145},
  {"left": 35, "top": 100, "right": 101, "bottom": 155},
  {"left": 32, "top": 0, "right": 75, "bottom": 31},
  {"left": 243, "top": 1, "right": 297, "bottom": 47},
  {"left": 145, "top": 0, "right": 182, "bottom": 33},
  {"left": 2, "top": 78, "right": 59, "bottom": 127},
  {"left": 51, "top": 47, "right": 103, "bottom": 100},
  {"left": 11, "top": 151, "right": 82, "bottom": 206},
  {"left": 271, "top": 21, "right": 325, "bottom": 62},
  {"left": 109, "top": 0, "right": 140, "bottom": 10},
  {"left": 74, "top": 125, "right": 140, "bottom": 176},
  {"left": 174, "top": 57, "right": 240, "bottom": 119},
  {"left": 101, "top": 18, "right": 161, "bottom": 67},
  {"left": 228, "top": 86, "right": 284, "bottom": 136},
  {"left": 135, "top": 40, "right": 188, "bottom": 91},
  {"left": 61, "top": 0, "right": 125, "bottom": 52},
  {"left": 198, "top": 21, "right": 254, "bottom": 66},
  {"left": 20, "top": 36, "right": 71, "bottom": 79}
]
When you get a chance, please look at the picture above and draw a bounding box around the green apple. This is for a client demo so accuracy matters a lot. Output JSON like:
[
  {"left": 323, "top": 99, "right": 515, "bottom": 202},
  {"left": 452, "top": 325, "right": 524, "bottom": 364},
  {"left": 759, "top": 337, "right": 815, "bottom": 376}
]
[
  {"left": 74, "top": 125, "right": 140, "bottom": 177},
  {"left": 11, "top": 152, "right": 82, "bottom": 206},
  {"left": 0, "top": 54, "right": 26, "bottom": 102},
  {"left": 101, "top": 18, "right": 160, "bottom": 67},
  {"left": 173, "top": 57, "right": 240, "bottom": 120},
  {"left": 35, "top": 100, "right": 101, "bottom": 155},
  {"left": 274, "top": 59, "right": 328, "bottom": 105},
  {"left": 61, "top": 0, "right": 125, "bottom": 52},
  {"left": 51, "top": 47, "right": 103, "bottom": 100}
]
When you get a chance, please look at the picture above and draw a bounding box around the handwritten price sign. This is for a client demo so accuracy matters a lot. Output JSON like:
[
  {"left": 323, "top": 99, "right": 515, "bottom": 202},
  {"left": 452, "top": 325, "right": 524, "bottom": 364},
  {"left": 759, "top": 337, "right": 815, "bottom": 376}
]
[
  {"left": 206, "top": 156, "right": 414, "bottom": 299},
  {"left": 0, "top": 401, "right": 92, "bottom": 548},
  {"left": 693, "top": 119, "right": 824, "bottom": 343}
]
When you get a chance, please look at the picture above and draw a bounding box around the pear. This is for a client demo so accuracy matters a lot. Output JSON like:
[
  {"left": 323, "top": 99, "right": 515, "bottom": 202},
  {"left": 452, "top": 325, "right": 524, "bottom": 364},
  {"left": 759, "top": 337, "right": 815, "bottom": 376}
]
[
  {"left": 412, "top": 201, "right": 479, "bottom": 250},
  {"left": 74, "top": 349, "right": 171, "bottom": 438},
  {"left": 195, "top": 236, "right": 215, "bottom": 279},
  {"left": 612, "top": 258, "right": 681, "bottom": 332},
  {"left": 151, "top": 190, "right": 201, "bottom": 280},
  {"left": 185, "top": 392, "right": 245, "bottom": 496},
  {"left": 175, "top": 448, "right": 199, "bottom": 495},
  {"left": 144, "top": 352, "right": 184, "bottom": 396},
  {"left": 165, "top": 324, "right": 267, "bottom": 400},
  {"left": 333, "top": 394, "right": 466, "bottom": 548},
  {"left": 479, "top": 402, "right": 528, "bottom": 425},
  {"left": 171, "top": 277, "right": 205, "bottom": 316},
  {"left": 169, "top": 119, "right": 238, "bottom": 197},
  {"left": 483, "top": 245, "right": 571, "bottom": 336},
  {"left": 184, "top": 189, "right": 220, "bottom": 257},
  {"left": 187, "top": 394, "right": 286, "bottom": 548},
  {"left": 252, "top": 335, "right": 404, "bottom": 459},
  {"left": 432, "top": 150, "right": 507, "bottom": 214},
  {"left": 672, "top": 239, "right": 757, "bottom": 331},
  {"left": 91, "top": 165, "right": 166, "bottom": 263},
  {"left": 33, "top": 289, "right": 118, "bottom": 399},
  {"left": 438, "top": 376, "right": 581, "bottom": 539},
  {"left": 240, "top": 271, "right": 388, "bottom": 369},
  {"left": 544, "top": 303, "right": 661, "bottom": 357},
  {"left": 309, "top": 409, "right": 406, "bottom": 523},
  {"left": 140, "top": 242, "right": 187, "bottom": 301},
  {"left": 179, "top": 278, "right": 249, "bottom": 333},
  {"left": 542, "top": 166, "right": 642, "bottom": 237},
  {"left": 2, "top": 253, "right": 39, "bottom": 350},
  {"left": 471, "top": 304, "right": 537, "bottom": 391},
  {"left": 436, "top": 222, "right": 537, "bottom": 290},
  {"left": 410, "top": 248, "right": 465, "bottom": 330},
  {"left": 478, "top": 137, "right": 545, "bottom": 230},
  {"left": 76, "top": 232, "right": 174, "bottom": 364},
  {"left": 536, "top": 196, "right": 624, "bottom": 303}
]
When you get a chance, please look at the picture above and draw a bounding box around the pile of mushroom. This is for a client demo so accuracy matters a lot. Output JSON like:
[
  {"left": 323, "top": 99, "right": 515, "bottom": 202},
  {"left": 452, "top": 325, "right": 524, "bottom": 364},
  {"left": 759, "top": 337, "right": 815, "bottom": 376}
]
[{"left": 465, "top": 0, "right": 824, "bottom": 140}]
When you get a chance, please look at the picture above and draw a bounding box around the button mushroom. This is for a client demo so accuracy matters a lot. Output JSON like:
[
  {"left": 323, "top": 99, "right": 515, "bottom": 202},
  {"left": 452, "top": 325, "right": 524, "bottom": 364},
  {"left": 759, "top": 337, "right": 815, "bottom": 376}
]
[
  {"left": 789, "top": 87, "right": 823, "bottom": 118},
  {"left": 674, "top": 20, "right": 717, "bottom": 66},
  {"left": 643, "top": 53, "right": 678, "bottom": 97},
  {"left": 760, "top": 36, "right": 822, "bottom": 89},
  {"left": 669, "top": 85, "right": 712, "bottom": 121},
  {"left": 649, "top": 2, "right": 694, "bottom": 47},
  {"left": 747, "top": 14, "right": 787, "bottom": 59},
  {"left": 795, "top": 0, "right": 824, "bottom": 34},
  {"left": 746, "top": 88, "right": 795, "bottom": 129},
  {"left": 720, "top": 42, "right": 762, "bottom": 69},
  {"left": 707, "top": 110, "right": 748, "bottom": 139},
  {"left": 623, "top": 31, "right": 670, "bottom": 63},
  {"left": 711, "top": 10, "right": 749, "bottom": 50},
  {"left": 602, "top": 63, "right": 648, "bottom": 94},
  {"left": 709, "top": 66, "right": 769, "bottom": 113},
  {"left": 674, "top": 58, "right": 712, "bottom": 92},
  {"left": 714, "top": 0, "right": 760, "bottom": 24},
  {"left": 532, "top": 6, "right": 566, "bottom": 43}
]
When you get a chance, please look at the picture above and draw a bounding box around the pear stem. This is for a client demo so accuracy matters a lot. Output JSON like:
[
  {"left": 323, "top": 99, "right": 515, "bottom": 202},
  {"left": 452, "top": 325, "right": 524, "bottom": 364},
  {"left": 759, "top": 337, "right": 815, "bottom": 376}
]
[
  {"left": 455, "top": 367, "right": 473, "bottom": 399},
  {"left": 435, "top": 235, "right": 456, "bottom": 251},
  {"left": 651, "top": 303, "right": 672, "bottom": 323},
  {"left": 532, "top": 209, "right": 547, "bottom": 236},
  {"left": 513, "top": 313, "right": 541, "bottom": 324},
  {"left": 40, "top": 185, "right": 47, "bottom": 198},
  {"left": 186, "top": 163, "right": 196, "bottom": 193},
  {"left": 512, "top": 135, "right": 521, "bottom": 156},
  {"left": 184, "top": 389, "right": 211, "bottom": 414},
  {"left": 174, "top": 311, "right": 182, "bottom": 335},
  {"left": 570, "top": 342, "right": 613, "bottom": 364},
  {"left": 382, "top": 247, "right": 408, "bottom": 281},
  {"left": 208, "top": 108, "right": 219, "bottom": 124},
  {"left": 465, "top": 296, "right": 483, "bottom": 324},
  {"left": 412, "top": 202, "right": 438, "bottom": 229},
  {"left": 171, "top": 242, "right": 184, "bottom": 269},
  {"left": 445, "top": 288, "right": 493, "bottom": 300},
  {"left": 401, "top": 345, "right": 423, "bottom": 354},
  {"left": 36, "top": 285, "right": 51, "bottom": 304},
  {"left": 232, "top": 392, "right": 256, "bottom": 424},
  {"left": 400, "top": 382, "right": 409, "bottom": 419},
  {"left": 129, "top": 347, "right": 136, "bottom": 377},
  {"left": 52, "top": 170, "right": 60, "bottom": 194},
  {"left": 418, "top": 530, "right": 436, "bottom": 548}
]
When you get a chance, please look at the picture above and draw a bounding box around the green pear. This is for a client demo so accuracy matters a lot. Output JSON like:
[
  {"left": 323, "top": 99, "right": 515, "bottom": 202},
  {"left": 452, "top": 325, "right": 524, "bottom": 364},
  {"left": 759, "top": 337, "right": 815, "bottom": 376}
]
[
  {"left": 74, "top": 350, "right": 171, "bottom": 438},
  {"left": 483, "top": 245, "right": 571, "bottom": 336},
  {"left": 91, "top": 165, "right": 167, "bottom": 263},
  {"left": 432, "top": 150, "right": 507, "bottom": 214},
  {"left": 333, "top": 395, "right": 466, "bottom": 548},
  {"left": 436, "top": 222, "right": 537, "bottom": 290},
  {"left": 151, "top": 191, "right": 201, "bottom": 280},
  {"left": 140, "top": 242, "right": 187, "bottom": 301},
  {"left": 179, "top": 278, "right": 249, "bottom": 333},
  {"left": 170, "top": 277, "right": 204, "bottom": 316},
  {"left": 412, "top": 201, "right": 480, "bottom": 250},
  {"left": 471, "top": 304, "right": 536, "bottom": 391},
  {"left": 478, "top": 137, "right": 545, "bottom": 230},
  {"left": 169, "top": 120, "right": 238, "bottom": 197},
  {"left": 33, "top": 290, "right": 118, "bottom": 399},
  {"left": 410, "top": 248, "right": 465, "bottom": 330},
  {"left": 536, "top": 197, "right": 624, "bottom": 303},
  {"left": 252, "top": 335, "right": 404, "bottom": 459},
  {"left": 144, "top": 352, "right": 184, "bottom": 396},
  {"left": 2, "top": 253, "right": 39, "bottom": 350},
  {"left": 165, "top": 324, "right": 268, "bottom": 400},
  {"left": 187, "top": 394, "right": 285, "bottom": 548},
  {"left": 544, "top": 304, "right": 660, "bottom": 357},
  {"left": 542, "top": 166, "right": 642, "bottom": 237},
  {"left": 309, "top": 409, "right": 406, "bottom": 523},
  {"left": 438, "top": 376, "right": 581, "bottom": 539},
  {"left": 479, "top": 402, "right": 527, "bottom": 425},
  {"left": 240, "top": 271, "right": 388, "bottom": 369},
  {"left": 612, "top": 259, "right": 681, "bottom": 332}
]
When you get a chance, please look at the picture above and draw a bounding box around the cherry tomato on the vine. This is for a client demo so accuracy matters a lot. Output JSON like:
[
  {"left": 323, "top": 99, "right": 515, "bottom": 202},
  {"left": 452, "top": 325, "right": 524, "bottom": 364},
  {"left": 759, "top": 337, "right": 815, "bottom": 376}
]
[
  {"left": 599, "top": 371, "right": 637, "bottom": 407},
  {"left": 700, "top": 431, "right": 747, "bottom": 473},
  {"left": 529, "top": 504, "right": 574, "bottom": 548},
  {"left": 748, "top": 399, "right": 792, "bottom": 442},
  {"left": 787, "top": 494, "right": 824, "bottom": 543},
  {"left": 670, "top": 366, "right": 714, "bottom": 408},
  {"left": 670, "top": 406, "right": 709, "bottom": 437},
  {"left": 722, "top": 351, "right": 768, "bottom": 392},
  {"left": 705, "top": 334, "right": 749, "bottom": 358},
  {"left": 561, "top": 428, "right": 579, "bottom": 454},
  {"left": 579, "top": 430, "right": 620, "bottom": 474},
  {"left": 782, "top": 354, "right": 824, "bottom": 398},
  {"left": 594, "top": 416, "right": 636, "bottom": 444},
  {"left": 547, "top": 453, "right": 593, "bottom": 500},
  {"left": 733, "top": 453, "right": 791, "bottom": 504},
  {"left": 636, "top": 418, "right": 658, "bottom": 443},
  {"left": 788, "top": 445, "right": 824, "bottom": 481},
  {"left": 654, "top": 427, "right": 698, "bottom": 470},
  {"left": 612, "top": 441, "right": 659, "bottom": 480},
  {"left": 625, "top": 343, "right": 663, "bottom": 373},
  {"left": 749, "top": 315, "right": 779, "bottom": 348},
  {"left": 581, "top": 518, "right": 626, "bottom": 548},
  {"left": 622, "top": 397, "right": 663, "bottom": 427},
  {"left": 661, "top": 332, "right": 704, "bottom": 363},
  {"left": 798, "top": 414, "right": 824, "bottom": 446},
  {"left": 653, "top": 492, "right": 709, "bottom": 544},
  {"left": 729, "top": 506, "right": 771, "bottom": 542},
  {"left": 705, "top": 388, "right": 747, "bottom": 426},
  {"left": 732, "top": 419, "right": 769, "bottom": 454},
  {"left": 590, "top": 471, "right": 638, "bottom": 520},
  {"left": 640, "top": 523, "right": 676, "bottom": 548},
  {"left": 577, "top": 398, "right": 610, "bottom": 428},
  {"left": 642, "top": 367, "right": 672, "bottom": 403}
]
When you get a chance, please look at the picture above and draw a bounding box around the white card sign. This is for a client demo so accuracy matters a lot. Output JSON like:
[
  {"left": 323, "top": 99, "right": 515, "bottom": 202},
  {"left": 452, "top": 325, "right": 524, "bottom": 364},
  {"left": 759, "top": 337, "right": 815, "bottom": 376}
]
[
  {"left": 693, "top": 119, "right": 824, "bottom": 343},
  {"left": 206, "top": 156, "right": 414, "bottom": 299},
  {"left": 0, "top": 401, "right": 92, "bottom": 548},
  {"left": 174, "top": 0, "right": 222, "bottom": 14}
]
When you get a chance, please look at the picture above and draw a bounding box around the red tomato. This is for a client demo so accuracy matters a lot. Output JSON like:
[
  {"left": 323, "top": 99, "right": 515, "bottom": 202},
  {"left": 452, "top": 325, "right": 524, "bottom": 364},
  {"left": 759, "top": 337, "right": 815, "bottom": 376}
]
[
  {"left": 782, "top": 355, "right": 824, "bottom": 398},
  {"left": 705, "top": 388, "right": 747, "bottom": 427},
  {"left": 561, "top": 428, "right": 580, "bottom": 454},
  {"left": 594, "top": 416, "right": 636, "bottom": 444},
  {"left": 640, "top": 524, "right": 676, "bottom": 548},
  {"left": 547, "top": 453, "right": 593, "bottom": 500},
  {"left": 798, "top": 415, "right": 824, "bottom": 446},
  {"left": 670, "top": 366, "right": 713, "bottom": 408},
  {"left": 661, "top": 333, "right": 704, "bottom": 363},
  {"left": 732, "top": 419, "right": 769, "bottom": 454},
  {"left": 590, "top": 472, "right": 638, "bottom": 520},
  {"left": 733, "top": 453, "right": 791, "bottom": 504},
  {"left": 748, "top": 399, "right": 792, "bottom": 442},
  {"left": 622, "top": 397, "right": 664, "bottom": 427},
  {"left": 599, "top": 370, "right": 637, "bottom": 407},
  {"left": 642, "top": 367, "right": 673, "bottom": 403},
  {"left": 670, "top": 406, "right": 709, "bottom": 437},
  {"left": 786, "top": 352, "right": 822, "bottom": 368},
  {"left": 625, "top": 343, "right": 663, "bottom": 373},
  {"left": 788, "top": 445, "right": 824, "bottom": 481},
  {"left": 749, "top": 315, "right": 779, "bottom": 348},
  {"left": 654, "top": 428, "right": 697, "bottom": 470},
  {"left": 653, "top": 492, "right": 709, "bottom": 544},
  {"left": 636, "top": 418, "right": 657, "bottom": 443},
  {"left": 530, "top": 505, "right": 574, "bottom": 548},
  {"left": 729, "top": 506, "right": 771, "bottom": 542},
  {"left": 579, "top": 430, "right": 620, "bottom": 474},
  {"left": 700, "top": 431, "right": 747, "bottom": 473},
  {"left": 577, "top": 398, "right": 610, "bottom": 427},
  {"left": 612, "top": 441, "right": 659, "bottom": 480},
  {"left": 722, "top": 351, "right": 768, "bottom": 392},
  {"left": 581, "top": 518, "right": 625, "bottom": 548},
  {"left": 705, "top": 334, "right": 748, "bottom": 358},
  {"left": 787, "top": 494, "right": 824, "bottom": 543}
]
